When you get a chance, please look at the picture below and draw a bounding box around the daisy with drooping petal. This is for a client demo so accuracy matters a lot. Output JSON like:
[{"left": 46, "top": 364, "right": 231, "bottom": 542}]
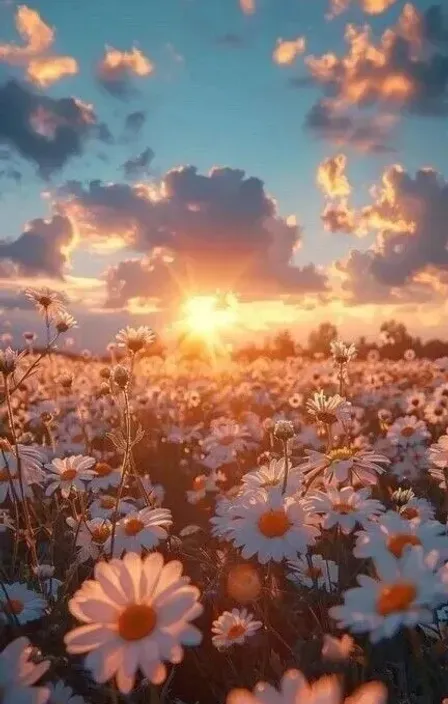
[
  {"left": 64, "top": 552, "right": 203, "bottom": 694},
  {"left": 305, "top": 486, "right": 385, "bottom": 535},
  {"left": 306, "top": 391, "right": 352, "bottom": 427},
  {"left": 353, "top": 510, "right": 448, "bottom": 564},
  {"left": 45, "top": 455, "right": 95, "bottom": 499},
  {"left": 211, "top": 608, "right": 262, "bottom": 649},
  {"left": 110, "top": 507, "right": 172, "bottom": 555},
  {"left": 225, "top": 488, "right": 319, "bottom": 564},
  {"left": 0, "top": 582, "right": 47, "bottom": 625},
  {"left": 298, "top": 446, "right": 389, "bottom": 486},
  {"left": 287, "top": 554, "right": 338, "bottom": 592},
  {"left": 0, "top": 637, "right": 50, "bottom": 704},
  {"left": 227, "top": 668, "right": 386, "bottom": 704},
  {"left": 330, "top": 548, "right": 443, "bottom": 643}
]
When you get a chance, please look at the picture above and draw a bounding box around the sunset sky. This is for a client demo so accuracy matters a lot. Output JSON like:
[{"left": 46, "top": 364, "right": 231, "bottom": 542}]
[{"left": 0, "top": 0, "right": 447, "bottom": 350}]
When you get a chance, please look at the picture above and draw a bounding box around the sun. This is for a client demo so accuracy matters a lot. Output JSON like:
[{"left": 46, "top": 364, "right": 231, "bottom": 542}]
[{"left": 181, "top": 294, "right": 237, "bottom": 338}]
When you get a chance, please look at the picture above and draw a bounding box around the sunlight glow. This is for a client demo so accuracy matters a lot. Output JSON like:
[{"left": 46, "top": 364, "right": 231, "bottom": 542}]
[{"left": 181, "top": 294, "right": 237, "bottom": 338}]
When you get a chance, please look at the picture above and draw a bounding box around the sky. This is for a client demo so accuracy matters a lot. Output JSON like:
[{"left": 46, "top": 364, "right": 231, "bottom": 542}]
[{"left": 0, "top": 0, "right": 448, "bottom": 350}]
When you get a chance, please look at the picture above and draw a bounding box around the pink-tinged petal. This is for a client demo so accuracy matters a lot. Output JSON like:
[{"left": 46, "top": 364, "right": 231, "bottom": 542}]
[
  {"left": 346, "top": 682, "right": 387, "bottom": 704},
  {"left": 84, "top": 641, "right": 123, "bottom": 684},
  {"left": 153, "top": 560, "right": 183, "bottom": 597},
  {"left": 19, "top": 659, "right": 50, "bottom": 686},
  {"left": 94, "top": 562, "right": 128, "bottom": 606},
  {"left": 70, "top": 598, "right": 119, "bottom": 624},
  {"left": 115, "top": 651, "right": 137, "bottom": 695},
  {"left": 64, "top": 624, "right": 115, "bottom": 654},
  {"left": 155, "top": 589, "right": 199, "bottom": 624},
  {"left": 150, "top": 662, "right": 167, "bottom": 685},
  {"left": 120, "top": 553, "right": 142, "bottom": 602}
]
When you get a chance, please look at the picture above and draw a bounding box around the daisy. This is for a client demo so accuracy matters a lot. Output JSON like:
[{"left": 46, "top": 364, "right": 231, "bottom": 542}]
[
  {"left": 387, "top": 416, "right": 430, "bottom": 448},
  {"left": 399, "top": 497, "right": 435, "bottom": 523},
  {"left": 241, "top": 458, "right": 302, "bottom": 496},
  {"left": 47, "top": 680, "right": 86, "bottom": 704},
  {"left": 305, "top": 486, "right": 385, "bottom": 534},
  {"left": 0, "top": 347, "right": 26, "bottom": 377},
  {"left": 403, "top": 391, "right": 426, "bottom": 414},
  {"left": 210, "top": 497, "right": 240, "bottom": 539},
  {"left": 89, "top": 462, "right": 122, "bottom": 492},
  {"left": 429, "top": 434, "right": 448, "bottom": 486},
  {"left": 321, "top": 633, "right": 354, "bottom": 661},
  {"left": 54, "top": 312, "right": 77, "bottom": 334},
  {"left": 353, "top": 510, "right": 448, "bottom": 564},
  {"left": 64, "top": 552, "right": 203, "bottom": 694},
  {"left": 211, "top": 608, "right": 262, "bottom": 650},
  {"left": 225, "top": 488, "right": 319, "bottom": 564},
  {"left": 330, "top": 548, "right": 443, "bottom": 643},
  {"left": 115, "top": 326, "right": 156, "bottom": 355},
  {"left": 186, "top": 470, "right": 225, "bottom": 504},
  {"left": 90, "top": 494, "right": 135, "bottom": 520},
  {"left": 67, "top": 517, "right": 112, "bottom": 563},
  {"left": 24, "top": 286, "right": 66, "bottom": 319},
  {"left": 137, "top": 474, "right": 165, "bottom": 506},
  {"left": 45, "top": 455, "right": 95, "bottom": 498},
  {"left": 424, "top": 401, "right": 448, "bottom": 426},
  {"left": 227, "top": 668, "right": 386, "bottom": 704},
  {"left": 0, "top": 637, "right": 50, "bottom": 704},
  {"left": 298, "top": 446, "right": 389, "bottom": 486},
  {"left": 0, "top": 445, "right": 44, "bottom": 502},
  {"left": 287, "top": 554, "right": 338, "bottom": 592},
  {"left": 306, "top": 391, "right": 352, "bottom": 427},
  {"left": 111, "top": 507, "right": 172, "bottom": 555},
  {"left": 330, "top": 340, "right": 357, "bottom": 365},
  {"left": 0, "top": 582, "right": 47, "bottom": 625},
  {"left": 201, "top": 419, "right": 249, "bottom": 469}
]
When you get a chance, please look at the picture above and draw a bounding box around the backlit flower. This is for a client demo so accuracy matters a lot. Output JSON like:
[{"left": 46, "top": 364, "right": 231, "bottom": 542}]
[{"left": 212, "top": 608, "right": 262, "bottom": 649}]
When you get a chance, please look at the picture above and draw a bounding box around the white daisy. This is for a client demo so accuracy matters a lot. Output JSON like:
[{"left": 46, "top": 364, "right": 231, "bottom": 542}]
[
  {"left": 67, "top": 517, "right": 112, "bottom": 563},
  {"left": 298, "top": 446, "right": 389, "bottom": 486},
  {"left": 89, "top": 462, "right": 122, "bottom": 492},
  {"left": 305, "top": 486, "right": 385, "bottom": 534},
  {"left": 241, "top": 458, "right": 302, "bottom": 496},
  {"left": 211, "top": 608, "right": 262, "bottom": 649},
  {"left": 225, "top": 488, "right": 319, "bottom": 564},
  {"left": 0, "top": 445, "right": 44, "bottom": 502},
  {"left": 0, "top": 582, "right": 47, "bottom": 625},
  {"left": 227, "top": 668, "right": 386, "bottom": 704},
  {"left": 306, "top": 391, "right": 352, "bottom": 427},
  {"left": 353, "top": 511, "right": 448, "bottom": 564},
  {"left": 89, "top": 494, "right": 135, "bottom": 520},
  {"left": 64, "top": 552, "right": 203, "bottom": 694},
  {"left": 330, "top": 548, "right": 443, "bottom": 643},
  {"left": 387, "top": 416, "right": 430, "bottom": 448},
  {"left": 287, "top": 554, "right": 338, "bottom": 592},
  {"left": 0, "top": 637, "right": 50, "bottom": 704},
  {"left": 399, "top": 497, "right": 435, "bottom": 523},
  {"left": 45, "top": 455, "right": 95, "bottom": 499},
  {"left": 186, "top": 470, "right": 225, "bottom": 504},
  {"left": 111, "top": 507, "right": 172, "bottom": 555}
]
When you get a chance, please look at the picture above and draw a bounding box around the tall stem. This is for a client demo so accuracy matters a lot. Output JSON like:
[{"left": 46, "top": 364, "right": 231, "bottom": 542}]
[
  {"left": 281, "top": 439, "right": 289, "bottom": 495},
  {"left": 109, "top": 388, "right": 132, "bottom": 558}
]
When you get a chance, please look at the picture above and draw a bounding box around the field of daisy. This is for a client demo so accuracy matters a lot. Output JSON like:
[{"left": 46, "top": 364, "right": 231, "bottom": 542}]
[{"left": 3, "top": 291, "right": 448, "bottom": 704}]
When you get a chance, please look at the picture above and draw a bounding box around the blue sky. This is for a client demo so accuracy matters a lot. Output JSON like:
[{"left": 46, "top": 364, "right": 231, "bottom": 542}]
[{"left": 1, "top": 0, "right": 448, "bottom": 347}]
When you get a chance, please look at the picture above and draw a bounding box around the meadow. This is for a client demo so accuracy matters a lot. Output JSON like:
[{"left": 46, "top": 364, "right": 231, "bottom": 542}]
[{"left": 2, "top": 291, "right": 448, "bottom": 704}]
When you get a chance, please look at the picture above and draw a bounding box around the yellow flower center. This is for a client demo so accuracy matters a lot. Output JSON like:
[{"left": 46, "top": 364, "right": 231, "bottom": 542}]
[
  {"left": 400, "top": 426, "right": 415, "bottom": 438},
  {"left": 227, "top": 623, "right": 246, "bottom": 640},
  {"left": 333, "top": 501, "right": 354, "bottom": 515},
  {"left": 118, "top": 604, "right": 157, "bottom": 641},
  {"left": 327, "top": 448, "right": 353, "bottom": 463},
  {"left": 306, "top": 566, "right": 323, "bottom": 579},
  {"left": 61, "top": 469, "right": 77, "bottom": 481},
  {"left": 376, "top": 583, "right": 417, "bottom": 616},
  {"left": 95, "top": 463, "right": 113, "bottom": 477},
  {"left": 387, "top": 533, "right": 421, "bottom": 558},
  {"left": 226, "top": 564, "right": 262, "bottom": 603},
  {"left": 91, "top": 525, "right": 111, "bottom": 544},
  {"left": 100, "top": 496, "right": 115, "bottom": 509},
  {"left": 0, "top": 468, "right": 10, "bottom": 482},
  {"left": 124, "top": 518, "right": 144, "bottom": 536},
  {"left": 401, "top": 507, "right": 419, "bottom": 520},
  {"left": 258, "top": 509, "right": 291, "bottom": 538},
  {"left": 2, "top": 598, "right": 24, "bottom": 615}
]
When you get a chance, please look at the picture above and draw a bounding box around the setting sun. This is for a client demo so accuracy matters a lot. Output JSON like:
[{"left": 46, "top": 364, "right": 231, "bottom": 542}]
[{"left": 181, "top": 294, "right": 237, "bottom": 338}]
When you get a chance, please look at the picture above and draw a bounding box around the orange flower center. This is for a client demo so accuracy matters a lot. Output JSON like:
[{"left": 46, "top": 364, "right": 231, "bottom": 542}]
[
  {"left": 124, "top": 518, "right": 144, "bottom": 536},
  {"left": 100, "top": 496, "right": 115, "bottom": 509},
  {"left": 219, "top": 435, "right": 235, "bottom": 446},
  {"left": 377, "top": 582, "right": 417, "bottom": 616},
  {"left": 118, "top": 604, "right": 157, "bottom": 641},
  {"left": 95, "top": 463, "right": 113, "bottom": 477},
  {"left": 226, "top": 564, "right": 262, "bottom": 603},
  {"left": 306, "top": 566, "right": 323, "bottom": 579},
  {"left": 333, "top": 501, "right": 354, "bottom": 515},
  {"left": 400, "top": 426, "right": 415, "bottom": 438},
  {"left": 193, "top": 476, "right": 207, "bottom": 491},
  {"left": 258, "top": 509, "right": 291, "bottom": 538},
  {"left": 401, "top": 507, "right": 419, "bottom": 520},
  {"left": 61, "top": 469, "right": 77, "bottom": 481},
  {"left": 387, "top": 533, "right": 421, "bottom": 558},
  {"left": 91, "top": 525, "right": 111, "bottom": 544},
  {"left": 0, "top": 468, "right": 9, "bottom": 482},
  {"left": 2, "top": 598, "right": 24, "bottom": 615},
  {"left": 227, "top": 623, "right": 246, "bottom": 640}
]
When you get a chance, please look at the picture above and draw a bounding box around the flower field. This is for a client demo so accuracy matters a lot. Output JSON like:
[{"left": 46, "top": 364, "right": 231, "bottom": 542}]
[{"left": 3, "top": 292, "right": 448, "bottom": 703}]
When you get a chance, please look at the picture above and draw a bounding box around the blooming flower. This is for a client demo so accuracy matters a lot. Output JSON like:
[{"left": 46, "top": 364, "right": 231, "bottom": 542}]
[
  {"left": 89, "top": 494, "right": 135, "bottom": 520},
  {"left": 298, "top": 446, "right": 389, "bottom": 486},
  {"left": 225, "top": 488, "right": 319, "bottom": 564},
  {"left": 387, "top": 415, "right": 430, "bottom": 448},
  {"left": 306, "top": 391, "right": 352, "bottom": 427},
  {"left": 45, "top": 455, "right": 95, "bottom": 498},
  {"left": 116, "top": 326, "right": 156, "bottom": 354},
  {"left": 287, "top": 554, "right": 338, "bottom": 592},
  {"left": 0, "top": 637, "right": 50, "bottom": 704},
  {"left": 212, "top": 608, "right": 262, "bottom": 649},
  {"left": 24, "top": 286, "right": 66, "bottom": 319},
  {"left": 67, "top": 517, "right": 112, "bottom": 563},
  {"left": 111, "top": 507, "right": 173, "bottom": 555},
  {"left": 227, "top": 668, "right": 386, "bottom": 704},
  {"left": 241, "top": 458, "right": 302, "bottom": 496},
  {"left": 89, "top": 462, "right": 122, "bottom": 492},
  {"left": 65, "top": 552, "right": 202, "bottom": 693},
  {"left": 0, "top": 583, "right": 47, "bottom": 625},
  {"left": 305, "top": 486, "right": 385, "bottom": 534},
  {"left": 330, "top": 548, "right": 443, "bottom": 643}
]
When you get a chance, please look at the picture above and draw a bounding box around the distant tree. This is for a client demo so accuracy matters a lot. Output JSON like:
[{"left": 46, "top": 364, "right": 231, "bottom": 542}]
[
  {"left": 272, "top": 329, "right": 296, "bottom": 359},
  {"left": 308, "top": 322, "right": 338, "bottom": 356}
]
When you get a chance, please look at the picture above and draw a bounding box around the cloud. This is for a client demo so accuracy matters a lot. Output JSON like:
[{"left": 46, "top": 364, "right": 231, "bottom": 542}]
[
  {"left": 424, "top": 5, "right": 448, "bottom": 46},
  {"left": 0, "top": 215, "right": 75, "bottom": 277},
  {"left": 0, "top": 5, "right": 78, "bottom": 87},
  {"left": 321, "top": 200, "right": 359, "bottom": 234},
  {"left": 305, "top": 100, "right": 396, "bottom": 152},
  {"left": 216, "top": 33, "right": 244, "bottom": 48},
  {"left": 327, "top": 0, "right": 397, "bottom": 18},
  {"left": 317, "top": 154, "right": 351, "bottom": 198},
  {"left": 57, "top": 165, "right": 328, "bottom": 307},
  {"left": 0, "top": 80, "right": 106, "bottom": 176},
  {"left": 239, "top": 0, "right": 255, "bottom": 15},
  {"left": 124, "top": 111, "right": 147, "bottom": 137},
  {"left": 122, "top": 147, "right": 155, "bottom": 179},
  {"left": 273, "top": 37, "right": 306, "bottom": 66},
  {"left": 306, "top": 4, "right": 448, "bottom": 117},
  {"left": 97, "top": 46, "right": 154, "bottom": 97}
]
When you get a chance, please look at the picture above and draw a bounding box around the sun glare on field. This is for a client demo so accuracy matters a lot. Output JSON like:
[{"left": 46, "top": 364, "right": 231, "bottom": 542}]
[{"left": 182, "top": 294, "right": 237, "bottom": 338}]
